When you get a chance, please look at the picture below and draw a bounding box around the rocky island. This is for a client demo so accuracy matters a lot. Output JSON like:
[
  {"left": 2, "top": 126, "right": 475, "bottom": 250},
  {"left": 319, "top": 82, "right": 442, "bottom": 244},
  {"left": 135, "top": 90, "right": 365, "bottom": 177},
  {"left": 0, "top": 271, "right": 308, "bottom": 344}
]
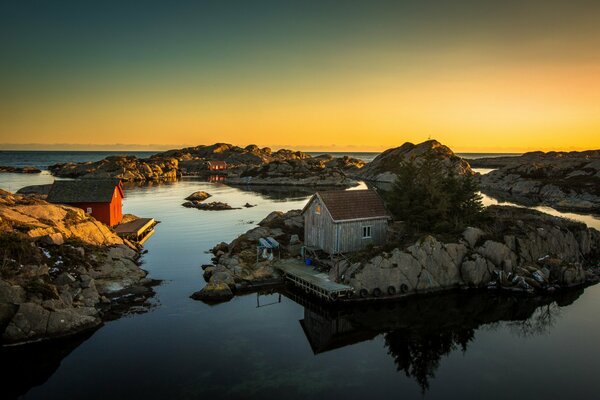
[
  {"left": 476, "top": 150, "right": 600, "bottom": 212},
  {"left": 0, "top": 166, "right": 42, "bottom": 174},
  {"left": 49, "top": 155, "right": 180, "bottom": 182},
  {"left": 47, "top": 143, "right": 365, "bottom": 187},
  {"left": 0, "top": 189, "right": 155, "bottom": 345},
  {"left": 193, "top": 204, "right": 600, "bottom": 302}
]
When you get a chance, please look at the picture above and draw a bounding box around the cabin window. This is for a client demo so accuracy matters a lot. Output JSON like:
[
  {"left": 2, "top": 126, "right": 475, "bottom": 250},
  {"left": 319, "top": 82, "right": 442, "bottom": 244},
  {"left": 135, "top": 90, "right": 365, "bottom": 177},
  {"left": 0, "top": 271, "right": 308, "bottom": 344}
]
[
  {"left": 362, "top": 226, "right": 372, "bottom": 239},
  {"left": 86, "top": 207, "right": 92, "bottom": 214},
  {"left": 315, "top": 204, "right": 321, "bottom": 214}
]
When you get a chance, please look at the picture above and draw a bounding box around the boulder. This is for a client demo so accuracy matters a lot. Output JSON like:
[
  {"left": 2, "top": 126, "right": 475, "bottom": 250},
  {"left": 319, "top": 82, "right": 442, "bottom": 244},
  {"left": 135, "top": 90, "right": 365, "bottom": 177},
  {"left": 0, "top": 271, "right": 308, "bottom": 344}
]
[
  {"left": 185, "top": 191, "right": 211, "bottom": 201},
  {"left": 190, "top": 282, "right": 234, "bottom": 303}
]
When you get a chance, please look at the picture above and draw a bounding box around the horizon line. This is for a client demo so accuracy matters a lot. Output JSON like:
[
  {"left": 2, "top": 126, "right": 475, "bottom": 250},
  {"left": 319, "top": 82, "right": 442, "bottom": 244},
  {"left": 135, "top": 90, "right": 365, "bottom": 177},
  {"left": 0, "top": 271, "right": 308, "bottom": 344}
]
[{"left": 0, "top": 142, "right": 596, "bottom": 153}]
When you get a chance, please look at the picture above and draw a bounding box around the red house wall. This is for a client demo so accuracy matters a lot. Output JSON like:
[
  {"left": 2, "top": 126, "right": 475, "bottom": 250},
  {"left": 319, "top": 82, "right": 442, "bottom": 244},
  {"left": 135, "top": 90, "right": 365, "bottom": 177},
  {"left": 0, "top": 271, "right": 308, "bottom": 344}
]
[{"left": 68, "top": 187, "right": 124, "bottom": 226}]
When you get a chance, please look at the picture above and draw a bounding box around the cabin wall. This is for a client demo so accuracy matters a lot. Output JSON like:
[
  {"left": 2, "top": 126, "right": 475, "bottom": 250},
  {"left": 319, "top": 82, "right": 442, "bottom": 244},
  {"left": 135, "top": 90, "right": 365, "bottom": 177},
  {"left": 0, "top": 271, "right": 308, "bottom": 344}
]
[
  {"left": 334, "top": 219, "right": 387, "bottom": 253},
  {"left": 68, "top": 202, "right": 111, "bottom": 226},
  {"left": 304, "top": 198, "right": 337, "bottom": 253}
]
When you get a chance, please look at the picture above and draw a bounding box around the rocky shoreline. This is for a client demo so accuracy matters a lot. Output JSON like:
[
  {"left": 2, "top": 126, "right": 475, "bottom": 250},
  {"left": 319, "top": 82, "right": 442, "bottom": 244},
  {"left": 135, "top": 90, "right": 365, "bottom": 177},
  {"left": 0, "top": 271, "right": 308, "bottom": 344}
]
[
  {"left": 0, "top": 190, "right": 156, "bottom": 346},
  {"left": 48, "top": 155, "right": 180, "bottom": 182},
  {"left": 475, "top": 150, "right": 600, "bottom": 212},
  {"left": 194, "top": 205, "right": 600, "bottom": 303},
  {"left": 46, "top": 143, "right": 364, "bottom": 187},
  {"left": 0, "top": 166, "right": 42, "bottom": 174}
]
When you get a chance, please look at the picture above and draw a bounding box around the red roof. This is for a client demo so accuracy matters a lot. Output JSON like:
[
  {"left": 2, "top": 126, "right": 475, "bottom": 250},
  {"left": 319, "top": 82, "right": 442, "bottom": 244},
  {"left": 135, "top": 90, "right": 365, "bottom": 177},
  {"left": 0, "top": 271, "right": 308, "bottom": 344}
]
[{"left": 303, "top": 189, "right": 391, "bottom": 222}]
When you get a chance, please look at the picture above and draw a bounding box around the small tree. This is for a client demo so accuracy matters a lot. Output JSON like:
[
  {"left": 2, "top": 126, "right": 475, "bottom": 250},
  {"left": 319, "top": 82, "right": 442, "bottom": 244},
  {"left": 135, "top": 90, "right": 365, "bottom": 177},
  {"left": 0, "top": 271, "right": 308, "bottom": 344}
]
[{"left": 386, "top": 153, "right": 483, "bottom": 233}]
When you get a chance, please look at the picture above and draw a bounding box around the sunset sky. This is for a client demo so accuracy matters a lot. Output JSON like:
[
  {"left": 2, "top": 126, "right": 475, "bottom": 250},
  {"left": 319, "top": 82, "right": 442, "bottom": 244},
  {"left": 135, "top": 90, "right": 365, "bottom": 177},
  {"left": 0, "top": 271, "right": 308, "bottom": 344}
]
[{"left": 1, "top": 1, "right": 599, "bottom": 152}]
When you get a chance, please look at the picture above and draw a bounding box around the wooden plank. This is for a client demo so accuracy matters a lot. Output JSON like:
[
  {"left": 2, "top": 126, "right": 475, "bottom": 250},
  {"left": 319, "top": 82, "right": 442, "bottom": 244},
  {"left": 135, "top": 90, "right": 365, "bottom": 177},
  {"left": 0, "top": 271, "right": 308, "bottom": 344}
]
[
  {"left": 274, "top": 260, "right": 354, "bottom": 300},
  {"left": 114, "top": 218, "right": 155, "bottom": 236}
]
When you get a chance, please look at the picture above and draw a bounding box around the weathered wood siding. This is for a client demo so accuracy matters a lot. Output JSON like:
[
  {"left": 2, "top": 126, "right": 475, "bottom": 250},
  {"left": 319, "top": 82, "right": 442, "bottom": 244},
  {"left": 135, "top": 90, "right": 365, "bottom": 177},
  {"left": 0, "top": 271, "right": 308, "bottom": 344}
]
[
  {"left": 304, "top": 197, "right": 337, "bottom": 253},
  {"left": 334, "top": 219, "right": 387, "bottom": 253},
  {"left": 304, "top": 197, "right": 388, "bottom": 254}
]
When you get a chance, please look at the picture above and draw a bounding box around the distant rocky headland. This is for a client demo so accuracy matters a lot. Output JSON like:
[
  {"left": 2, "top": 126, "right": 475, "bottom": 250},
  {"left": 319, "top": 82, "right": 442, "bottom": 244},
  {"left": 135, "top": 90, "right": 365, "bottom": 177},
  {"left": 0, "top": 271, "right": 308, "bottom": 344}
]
[
  {"left": 41, "top": 140, "right": 600, "bottom": 211},
  {"left": 475, "top": 150, "right": 600, "bottom": 212},
  {"left": 0, "top": 189, "right": 155, "bottom": 346},
  {"left": 0, "top": 166, "right": 41, "bottom": 174}
]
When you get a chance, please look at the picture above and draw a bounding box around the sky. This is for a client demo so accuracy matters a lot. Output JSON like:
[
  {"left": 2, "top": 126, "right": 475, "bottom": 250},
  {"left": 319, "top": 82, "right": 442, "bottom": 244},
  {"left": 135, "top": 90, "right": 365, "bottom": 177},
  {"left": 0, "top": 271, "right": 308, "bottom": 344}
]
[{"left": 1, "top": 0, "right": 599, "bottom": 152}]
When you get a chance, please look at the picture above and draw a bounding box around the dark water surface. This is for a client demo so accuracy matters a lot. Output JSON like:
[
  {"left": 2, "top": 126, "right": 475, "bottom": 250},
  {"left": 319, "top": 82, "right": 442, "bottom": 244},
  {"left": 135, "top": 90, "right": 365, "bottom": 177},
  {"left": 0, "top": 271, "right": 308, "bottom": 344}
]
[{"left": 0, "top": 158, "right": 599, "bottom": 399}]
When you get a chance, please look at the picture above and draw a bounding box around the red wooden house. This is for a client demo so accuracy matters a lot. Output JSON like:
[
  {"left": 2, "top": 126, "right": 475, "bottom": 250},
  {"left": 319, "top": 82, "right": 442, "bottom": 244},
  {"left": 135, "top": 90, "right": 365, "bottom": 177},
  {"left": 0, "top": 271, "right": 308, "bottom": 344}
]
[
  {"left": 207, "top": 160, "right": 227, "bottom": 171},
  {"left": 47, "top": 179, "right": 124, "bottom": 226}
]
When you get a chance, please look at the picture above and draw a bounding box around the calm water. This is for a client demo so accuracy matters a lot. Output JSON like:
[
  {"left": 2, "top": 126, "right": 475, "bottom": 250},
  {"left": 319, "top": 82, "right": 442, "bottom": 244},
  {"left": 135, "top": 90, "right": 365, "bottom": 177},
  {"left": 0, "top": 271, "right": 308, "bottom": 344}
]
[{"left": 1, "top": 154, "right": 600, "bottom": 400}]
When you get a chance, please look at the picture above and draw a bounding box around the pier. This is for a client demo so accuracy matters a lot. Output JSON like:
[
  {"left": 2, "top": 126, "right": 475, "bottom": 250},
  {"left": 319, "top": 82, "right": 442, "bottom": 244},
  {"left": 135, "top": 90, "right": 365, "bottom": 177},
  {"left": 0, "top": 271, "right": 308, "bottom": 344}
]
[
  {"left": 274, "top": 259, "right": 354, "bottom": 301},
  {"left": 114, "top": 218, "right": 156, "bottom": 245}
]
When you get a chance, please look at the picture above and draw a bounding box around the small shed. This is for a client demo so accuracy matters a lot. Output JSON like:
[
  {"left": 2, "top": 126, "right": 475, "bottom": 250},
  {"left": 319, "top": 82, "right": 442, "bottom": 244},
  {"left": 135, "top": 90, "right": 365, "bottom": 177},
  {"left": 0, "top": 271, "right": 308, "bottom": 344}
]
[
  {"left": 302, "top": 189, "right": 391, "bottom": 254},
  {"left": 47, "top": 179, "right": 124, "bottom": 226},
  {"left": 207, "top": 160, "right": 227, "bottom": 171}
]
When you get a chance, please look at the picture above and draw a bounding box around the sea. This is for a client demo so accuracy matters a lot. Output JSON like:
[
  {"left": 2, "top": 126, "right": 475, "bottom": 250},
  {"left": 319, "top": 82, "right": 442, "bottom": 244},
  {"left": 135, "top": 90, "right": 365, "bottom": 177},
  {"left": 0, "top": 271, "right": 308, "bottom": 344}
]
[{"left": 1, "top": 151, "right": 600, "bottom": 400}]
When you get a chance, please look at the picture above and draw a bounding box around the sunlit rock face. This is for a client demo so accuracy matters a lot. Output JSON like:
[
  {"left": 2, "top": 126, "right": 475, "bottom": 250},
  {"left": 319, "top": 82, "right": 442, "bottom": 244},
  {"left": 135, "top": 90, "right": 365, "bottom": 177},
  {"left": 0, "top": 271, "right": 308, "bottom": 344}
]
[
  {"left": 0, "top": 190, "right": 152, "bottom": 345},
  {"left": 48, "top": 156, "right": 180, "bottom": 182},
  {"left": 356, "top": 140, "right": 474, "bottom": 183}
]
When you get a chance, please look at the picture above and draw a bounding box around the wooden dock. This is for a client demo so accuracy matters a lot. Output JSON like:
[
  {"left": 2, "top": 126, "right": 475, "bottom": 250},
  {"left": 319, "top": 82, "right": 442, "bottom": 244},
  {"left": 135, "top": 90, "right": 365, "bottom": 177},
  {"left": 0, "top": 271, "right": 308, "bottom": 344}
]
[
  {"left": 274, "top": 259, "right": 354, "bottom": 302},
  {"left": 114, "top": 218, "right": 156, "bottom": 245}
]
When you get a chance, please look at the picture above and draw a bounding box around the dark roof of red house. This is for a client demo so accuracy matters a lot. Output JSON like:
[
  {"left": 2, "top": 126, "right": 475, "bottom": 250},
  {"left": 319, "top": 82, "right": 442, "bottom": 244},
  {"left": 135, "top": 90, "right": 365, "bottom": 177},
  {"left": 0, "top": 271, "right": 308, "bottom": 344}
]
[
  {"left": 303, "top": 189, "right": 391, "bottom": 222},
  {"left": 47, "top": 179, "right": 123, "bottom": 204},
  {"left": 207, "top": 160, "right": 227, "bottom": 167}
]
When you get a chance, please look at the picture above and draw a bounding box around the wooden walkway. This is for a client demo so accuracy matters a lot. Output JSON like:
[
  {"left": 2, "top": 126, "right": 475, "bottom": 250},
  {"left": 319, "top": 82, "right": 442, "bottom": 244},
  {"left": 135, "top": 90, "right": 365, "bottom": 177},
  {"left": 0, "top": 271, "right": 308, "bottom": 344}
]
[
  {"left": 274, "top": 259, "right": 354, "bottom": 302},
  {"left": 114, "top": 218, "right": 156, "bottom": 244}
]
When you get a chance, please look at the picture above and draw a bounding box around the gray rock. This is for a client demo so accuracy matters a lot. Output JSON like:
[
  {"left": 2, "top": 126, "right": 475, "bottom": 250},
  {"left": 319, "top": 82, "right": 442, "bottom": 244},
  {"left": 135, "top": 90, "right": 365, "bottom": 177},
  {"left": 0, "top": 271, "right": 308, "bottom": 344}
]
[
  {"left": 462, "top": 227, "right": 485, "bottom": 248},
  {"left": 46, "top": 309, "right": 100, "bottom": 337},
  {"left": 2, "top": 302, "right": 50, "bottom": 343},
  {"left": 0, "top": 280, "right": 26, "bottom": 304}
]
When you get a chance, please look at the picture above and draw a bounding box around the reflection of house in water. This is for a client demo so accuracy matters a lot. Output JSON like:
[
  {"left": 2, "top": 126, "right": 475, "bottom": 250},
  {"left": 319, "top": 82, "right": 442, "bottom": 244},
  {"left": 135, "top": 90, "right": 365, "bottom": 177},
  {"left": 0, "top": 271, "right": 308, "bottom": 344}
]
[
  {"left": 290, "top": 288, "right": 583, "bottom": 392},
  {"left": 208, "top": 174, "right": 226, "bottom": 182},
  {"left": 298, "top": 297, "right": 377, "bottom": 354}
]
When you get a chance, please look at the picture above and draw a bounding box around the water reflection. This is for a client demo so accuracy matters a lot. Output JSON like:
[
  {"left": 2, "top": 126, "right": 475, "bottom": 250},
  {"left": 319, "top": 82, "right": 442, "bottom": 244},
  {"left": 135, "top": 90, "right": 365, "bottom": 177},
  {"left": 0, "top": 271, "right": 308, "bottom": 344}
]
[
  {"left": 0, "top": 331, "right": 96, "bottom": 399},
  {"left": 289, "top": 289, "right": 583, "bottom": 392}
]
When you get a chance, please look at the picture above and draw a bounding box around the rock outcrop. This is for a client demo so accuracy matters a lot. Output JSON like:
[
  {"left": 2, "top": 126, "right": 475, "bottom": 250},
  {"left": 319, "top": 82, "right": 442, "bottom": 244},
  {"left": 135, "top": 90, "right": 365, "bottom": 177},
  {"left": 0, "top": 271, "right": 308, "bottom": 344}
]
[
  {"left": 48, "top": 155, "right": 180, "bottom": 182},
  {"left": 157, "top": 143, "right": 311, "bottom": 173},
  {"left": 182, "top": 201, "right": 240, "bottom": 211},
  {"left": 357, "top": 140, "right": 473, "bottom": 183},
  {"left": 346, "top": 206, "right": 600, "bottom": 297},
  {"left": 0, "top": 166, "right": 41, "bottom": 174},
  {"left": 0, "top": 190, "right": 154, "bottom": 345},
  {"left": 478, "top": 150, "right": 600, "bottom": 212},
  {"left": 191, "top": 210, "right": 304, "bottom": 302},
  {"left": 226, "top": 157, "right": 361, "bottom": 187}
]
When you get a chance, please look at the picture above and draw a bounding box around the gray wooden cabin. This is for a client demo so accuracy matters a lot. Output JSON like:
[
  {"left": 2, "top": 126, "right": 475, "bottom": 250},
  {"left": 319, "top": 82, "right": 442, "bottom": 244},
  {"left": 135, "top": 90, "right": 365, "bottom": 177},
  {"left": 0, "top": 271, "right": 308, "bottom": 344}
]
[{"left": 302, "top": 190, "right": 391, "bottom": 254}]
